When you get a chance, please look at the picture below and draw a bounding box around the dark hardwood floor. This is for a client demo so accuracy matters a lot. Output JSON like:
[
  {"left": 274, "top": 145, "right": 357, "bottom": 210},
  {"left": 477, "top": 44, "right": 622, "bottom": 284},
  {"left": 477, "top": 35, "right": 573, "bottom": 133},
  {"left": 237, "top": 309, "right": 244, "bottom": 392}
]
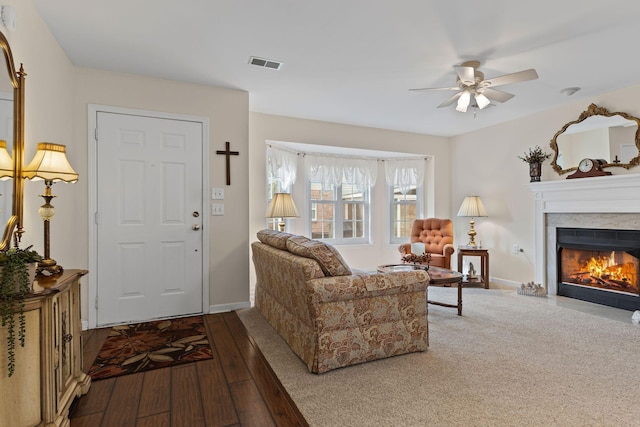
[{"left": 70, "top": 311, "right": 309, "bottom": 427}]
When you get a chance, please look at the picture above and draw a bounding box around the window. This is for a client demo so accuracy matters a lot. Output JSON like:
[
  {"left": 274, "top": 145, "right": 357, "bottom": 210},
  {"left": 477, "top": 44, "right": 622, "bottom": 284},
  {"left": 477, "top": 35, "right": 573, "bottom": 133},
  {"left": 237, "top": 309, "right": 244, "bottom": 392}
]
[
  {"left": 309, "top": 177, "right": 369, "bottom": 244},
  {"left": 305, "top": 153, "right": 376, "bottom": 245},
  {"left": 389, "top": 184, "right": 421, "bottom": 243},
  {"left": 384, "top": 158, "right": 425, "bottom": 243},
  {"left": 265, "top": 146, "right": 298, "bottom": 231},
  {"left": 265, "top": 168, "right": 280, "bottom": 231}
]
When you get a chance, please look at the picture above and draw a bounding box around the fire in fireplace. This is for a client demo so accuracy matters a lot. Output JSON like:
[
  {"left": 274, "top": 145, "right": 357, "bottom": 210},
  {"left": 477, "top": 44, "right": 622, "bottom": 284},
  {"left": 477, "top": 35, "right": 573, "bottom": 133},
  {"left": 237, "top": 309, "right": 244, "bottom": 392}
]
[
  {"left": 560, "top": 248, "right": 639, "bottom": 295},
  {"left": 557, "top": 228, "right": 640, "bottom": 311}
]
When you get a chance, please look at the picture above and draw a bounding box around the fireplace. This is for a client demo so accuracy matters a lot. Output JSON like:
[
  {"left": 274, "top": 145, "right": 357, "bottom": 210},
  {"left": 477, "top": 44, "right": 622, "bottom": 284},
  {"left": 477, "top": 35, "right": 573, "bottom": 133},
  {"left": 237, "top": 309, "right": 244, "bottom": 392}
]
[{"left": 557, "top": 227, "right": 640, "bottom": 310}]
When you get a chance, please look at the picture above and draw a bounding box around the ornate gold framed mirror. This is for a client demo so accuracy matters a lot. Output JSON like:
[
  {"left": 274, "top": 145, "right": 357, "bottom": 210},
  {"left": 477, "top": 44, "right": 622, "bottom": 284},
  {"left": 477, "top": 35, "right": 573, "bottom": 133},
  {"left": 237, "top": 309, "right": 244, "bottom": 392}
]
[
  {"left": 0, "top": 31, "right": 25, "bottom": 250},
  {"left": 550, "top": 103, "right": 640, "bottom": 175}
]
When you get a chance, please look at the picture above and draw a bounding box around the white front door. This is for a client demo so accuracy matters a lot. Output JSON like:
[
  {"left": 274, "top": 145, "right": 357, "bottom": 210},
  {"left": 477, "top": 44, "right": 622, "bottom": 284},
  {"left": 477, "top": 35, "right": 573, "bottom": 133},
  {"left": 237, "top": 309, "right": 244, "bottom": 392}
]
[{"left": 95, "top": 111, "right": 204, "bottom": 326}]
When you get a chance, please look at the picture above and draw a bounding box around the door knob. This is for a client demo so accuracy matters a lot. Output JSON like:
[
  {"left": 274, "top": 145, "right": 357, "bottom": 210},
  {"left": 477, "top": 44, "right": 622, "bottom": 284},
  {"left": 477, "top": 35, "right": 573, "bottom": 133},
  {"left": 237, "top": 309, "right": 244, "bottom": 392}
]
[{"left": 192, "top": 224, "right": 201, "bottom": 230}]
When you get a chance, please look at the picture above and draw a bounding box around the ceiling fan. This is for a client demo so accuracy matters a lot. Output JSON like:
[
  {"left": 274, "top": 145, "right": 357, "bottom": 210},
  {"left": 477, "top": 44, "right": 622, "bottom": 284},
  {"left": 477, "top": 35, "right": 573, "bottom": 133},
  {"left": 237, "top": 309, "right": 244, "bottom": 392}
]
[{"left": 409, "top": 60, "right": 538, "bottom": 113}]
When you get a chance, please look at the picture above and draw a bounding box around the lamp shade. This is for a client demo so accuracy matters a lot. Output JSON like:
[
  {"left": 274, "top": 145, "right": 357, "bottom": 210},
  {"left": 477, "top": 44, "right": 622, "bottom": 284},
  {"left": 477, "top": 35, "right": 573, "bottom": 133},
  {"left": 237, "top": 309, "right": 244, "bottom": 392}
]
[
  {"left": 475, "top": 93, "right": 491, "bottom": 109},
  {"left": 457, "top": 196, "right": 488, "bottom": 218},
  {"left": 0, "top": 140, "right": 13, "bottom": 180},
  {"left": 23, "top": 142, "right": 78, "bottom": 182},
  {"left": 266, "top": 193, "right": 299, "bottom": 218},
  {"left": 456, "top": 90, "right": 471, "bottom": 112}
]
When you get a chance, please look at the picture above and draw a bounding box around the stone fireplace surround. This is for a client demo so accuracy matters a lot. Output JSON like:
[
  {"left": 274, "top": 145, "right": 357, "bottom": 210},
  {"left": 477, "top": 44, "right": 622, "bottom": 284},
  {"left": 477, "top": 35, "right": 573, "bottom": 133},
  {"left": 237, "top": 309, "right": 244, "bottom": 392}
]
[{"left": 529, "top": 173, "right": 640, "bottom": 296}]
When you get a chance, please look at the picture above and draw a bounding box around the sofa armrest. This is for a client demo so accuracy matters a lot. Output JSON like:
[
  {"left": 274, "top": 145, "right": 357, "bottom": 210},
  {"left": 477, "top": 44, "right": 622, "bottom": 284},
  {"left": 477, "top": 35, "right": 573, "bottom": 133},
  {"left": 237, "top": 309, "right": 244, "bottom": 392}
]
[{"left": 307, "top": 270, "right": 428, "bottom": 304}]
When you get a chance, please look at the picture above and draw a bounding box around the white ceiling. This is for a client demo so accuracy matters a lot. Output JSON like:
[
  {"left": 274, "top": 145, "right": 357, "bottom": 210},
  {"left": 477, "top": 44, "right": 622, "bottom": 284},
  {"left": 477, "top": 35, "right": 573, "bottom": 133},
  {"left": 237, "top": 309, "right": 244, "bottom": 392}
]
[{"left": 31, "top": 0, "right": 640, "bottom": 137}]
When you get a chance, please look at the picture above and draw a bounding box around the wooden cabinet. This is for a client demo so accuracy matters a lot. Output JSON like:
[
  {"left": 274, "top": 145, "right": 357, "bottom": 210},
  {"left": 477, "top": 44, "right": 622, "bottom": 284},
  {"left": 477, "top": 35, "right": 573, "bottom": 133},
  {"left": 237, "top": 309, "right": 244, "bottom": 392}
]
[{"left": 0, "top": 269, "right": 90, "bottom": 426}]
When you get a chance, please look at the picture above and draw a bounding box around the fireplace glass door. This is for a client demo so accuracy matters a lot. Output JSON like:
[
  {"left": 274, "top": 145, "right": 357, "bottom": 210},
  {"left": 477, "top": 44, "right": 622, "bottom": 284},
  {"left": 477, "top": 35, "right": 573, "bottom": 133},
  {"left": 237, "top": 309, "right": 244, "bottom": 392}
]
[{"left": 560, "top": 248, "right": 639, "bottom": 295}]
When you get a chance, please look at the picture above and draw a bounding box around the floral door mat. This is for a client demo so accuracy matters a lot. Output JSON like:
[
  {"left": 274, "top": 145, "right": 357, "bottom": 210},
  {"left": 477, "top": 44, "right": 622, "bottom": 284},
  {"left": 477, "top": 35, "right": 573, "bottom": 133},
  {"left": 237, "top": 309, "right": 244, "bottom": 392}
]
[{"left": 87, "top": 315, "right": 213, "bottom": 380}]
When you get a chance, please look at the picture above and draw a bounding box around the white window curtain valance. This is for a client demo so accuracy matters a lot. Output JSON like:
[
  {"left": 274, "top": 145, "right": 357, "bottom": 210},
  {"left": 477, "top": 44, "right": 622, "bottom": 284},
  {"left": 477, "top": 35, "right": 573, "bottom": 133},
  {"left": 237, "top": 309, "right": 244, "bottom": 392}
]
[
  {"left": 384, "top": 158, "right": 425, "bottom": 194},
  {"left": 267, "top": 146, "right": 298, "bottom": 190},
  {"left": 304, "top": 154, "right": 377, "bottom": 190}
]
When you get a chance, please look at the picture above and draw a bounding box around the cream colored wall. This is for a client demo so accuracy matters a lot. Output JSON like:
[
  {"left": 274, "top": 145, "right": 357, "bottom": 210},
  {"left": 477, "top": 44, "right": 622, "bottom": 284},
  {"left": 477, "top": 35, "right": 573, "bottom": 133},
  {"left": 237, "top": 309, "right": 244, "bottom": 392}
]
[
  {"left": 8, "top": 0, "right": 251, "bottom": 321},
  {"left": 73, "top": 67, "right": 250, "bottom": 313},
  {"left": 450, "top": 86, "right": 640, "bottom": 286},
  {"left": 9, "top": 0, "right": 76, "bottom": 262},
  {"left": 249, "top": 112, "right": 451, "bottom": 274}
]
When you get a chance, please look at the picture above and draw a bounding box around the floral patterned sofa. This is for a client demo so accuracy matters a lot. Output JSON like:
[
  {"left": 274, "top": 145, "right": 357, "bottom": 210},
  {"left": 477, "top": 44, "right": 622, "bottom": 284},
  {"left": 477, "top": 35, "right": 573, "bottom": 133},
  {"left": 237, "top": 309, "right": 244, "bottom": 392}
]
[{"left": 251, "top": 229, "right": 429, "bottom": 374}]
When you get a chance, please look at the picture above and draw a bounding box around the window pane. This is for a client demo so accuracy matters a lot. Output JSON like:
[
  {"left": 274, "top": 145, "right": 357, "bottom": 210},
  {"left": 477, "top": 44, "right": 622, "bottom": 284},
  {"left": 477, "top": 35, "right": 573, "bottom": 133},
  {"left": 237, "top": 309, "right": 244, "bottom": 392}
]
[
  {"left": 393, "top": 187, "right": 417, "bottom": 203},
  {"left": 311, "top": 201, "right": 335, "bottom": 239},
  {"left": 342, "top": 184, "right": 363, "bottom": 201},
  {"left": 312, "top": 219, "right": 334, "bottom": 239},
  {"left": 343, "top": 203, "right": 365, "bottom": 239},
  {"left": 391, "top": 185, "right": 418, "bottom": 240},
  {"left": 311, "top": 182, "right": 335, "bottom": 201}
]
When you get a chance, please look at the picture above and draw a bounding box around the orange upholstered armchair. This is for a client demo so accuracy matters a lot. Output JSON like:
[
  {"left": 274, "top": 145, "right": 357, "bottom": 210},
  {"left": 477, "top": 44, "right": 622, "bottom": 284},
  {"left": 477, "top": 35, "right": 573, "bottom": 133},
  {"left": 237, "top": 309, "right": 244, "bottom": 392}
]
[{"left": 398, "top": 218, "right": 455, "bottom": 269}]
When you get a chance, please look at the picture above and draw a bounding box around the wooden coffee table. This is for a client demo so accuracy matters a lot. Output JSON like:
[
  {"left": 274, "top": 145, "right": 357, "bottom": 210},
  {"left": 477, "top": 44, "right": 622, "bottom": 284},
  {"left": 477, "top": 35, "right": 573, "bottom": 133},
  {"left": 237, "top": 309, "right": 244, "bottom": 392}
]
[{"left": 377, "top": 264, "right": 464, "bottom": 315}]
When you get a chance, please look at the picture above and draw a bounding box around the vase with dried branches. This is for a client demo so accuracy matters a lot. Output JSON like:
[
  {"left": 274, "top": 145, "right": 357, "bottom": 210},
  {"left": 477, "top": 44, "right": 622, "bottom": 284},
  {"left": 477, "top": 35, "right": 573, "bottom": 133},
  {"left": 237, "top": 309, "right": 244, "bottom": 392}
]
[{"left": 518, "top": 145, "right": 552, "bottom": 182}]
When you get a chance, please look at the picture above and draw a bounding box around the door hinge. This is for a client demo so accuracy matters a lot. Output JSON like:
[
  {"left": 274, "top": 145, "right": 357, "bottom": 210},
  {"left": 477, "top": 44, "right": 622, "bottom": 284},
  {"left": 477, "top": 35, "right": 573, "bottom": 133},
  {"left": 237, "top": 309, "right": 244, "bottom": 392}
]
[
  {"left": 94, "top": 127, "right": 98, "bottom": 141},
  {"left": 94, "top": 296, "right": 98, "bottom": 310},
  {"left": 94, "top": 212, "right": 100, "bottom": 225}
]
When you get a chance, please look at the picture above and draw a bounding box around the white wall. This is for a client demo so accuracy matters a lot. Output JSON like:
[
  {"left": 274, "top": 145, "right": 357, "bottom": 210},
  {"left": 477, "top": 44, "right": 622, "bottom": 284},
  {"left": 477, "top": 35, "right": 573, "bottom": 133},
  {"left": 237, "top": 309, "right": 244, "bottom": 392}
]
[
  {"left": 73, "top": 68, "right": 250, "bottom": 313},
  {"left": 8, "top": 0, "right": 252, "bottom": 320},
  {"left": 249, "top": 112, "right": 450, "bottom": 273},
  {"left": 9, "top": 0, "right": 75, "bottom": 262},
  {"left": 451, "top": 87, "right": 640, "bottom": 287}
]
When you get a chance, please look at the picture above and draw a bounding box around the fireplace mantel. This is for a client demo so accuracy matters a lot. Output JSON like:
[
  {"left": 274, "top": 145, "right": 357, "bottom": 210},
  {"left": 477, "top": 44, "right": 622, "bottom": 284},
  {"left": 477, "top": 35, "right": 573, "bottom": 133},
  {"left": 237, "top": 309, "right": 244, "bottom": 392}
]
[{"left": 528, "top": 173, "right": 640, "bottom": 294}]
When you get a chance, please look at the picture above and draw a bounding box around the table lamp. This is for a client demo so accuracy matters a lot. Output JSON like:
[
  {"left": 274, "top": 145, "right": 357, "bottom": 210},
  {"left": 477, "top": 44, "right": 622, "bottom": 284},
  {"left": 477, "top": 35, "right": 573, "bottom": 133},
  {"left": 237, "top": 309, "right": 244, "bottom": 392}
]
[
  {"left": 266, "top": 192, "right": 299, "bottom": 232},
  {"left": 23, "top": 143, "right": 78, "bottom": 275},
  {"left": 0, "top": 140, "right": 13, "bottom": 179},
  {"left": 457, "top": 195, "right": 487, "bottom": 248}
]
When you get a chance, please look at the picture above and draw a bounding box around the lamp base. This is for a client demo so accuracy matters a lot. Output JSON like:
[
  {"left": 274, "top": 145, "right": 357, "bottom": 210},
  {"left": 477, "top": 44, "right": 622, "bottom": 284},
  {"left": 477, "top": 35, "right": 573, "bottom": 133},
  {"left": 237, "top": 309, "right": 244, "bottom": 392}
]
[
  {"left": 37, "top": 258, "right": 63, "bottom": 277},
  {"left": 466, "top": 218, "right": 478, "bottom": 248}
]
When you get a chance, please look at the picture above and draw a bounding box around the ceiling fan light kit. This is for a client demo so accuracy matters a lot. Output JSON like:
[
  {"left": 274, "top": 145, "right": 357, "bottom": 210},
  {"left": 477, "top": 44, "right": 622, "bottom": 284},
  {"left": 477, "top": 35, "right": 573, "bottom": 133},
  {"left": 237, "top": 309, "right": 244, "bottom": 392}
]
[
  {"left": 456, "top": 90, "right": 471, "bottom": 112},
  {"left": 475, "top": 93, "right": 491, "bottom": 109},
  {"left": 410, "top": 60, "right": 539, "bottom": 114}
]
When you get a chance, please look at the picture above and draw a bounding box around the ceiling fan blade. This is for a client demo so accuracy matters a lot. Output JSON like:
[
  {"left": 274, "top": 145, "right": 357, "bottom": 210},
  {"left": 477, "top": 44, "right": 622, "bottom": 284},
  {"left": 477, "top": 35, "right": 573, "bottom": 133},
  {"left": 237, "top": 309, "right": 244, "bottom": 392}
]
[
  {"left": 454, "top": 66, "right": 476, "bottom": 86},
  {"left": 484, "top": 69, "right": 538, "bottom": 87},
  {"left": 483, "top": 88, "right": 515, "bottom": 103},
  {"left": 409, "top": 86, "right": 459, "bottom": 92},
  {"left": 437, "top": 92, "right": 462, "bottom": 108}
]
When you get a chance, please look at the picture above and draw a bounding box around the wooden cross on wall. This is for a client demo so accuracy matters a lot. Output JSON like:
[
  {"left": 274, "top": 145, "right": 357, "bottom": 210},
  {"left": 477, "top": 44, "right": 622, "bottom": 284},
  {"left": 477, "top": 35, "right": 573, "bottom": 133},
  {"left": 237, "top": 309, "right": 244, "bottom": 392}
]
[{"left": 216, "top": 141, "right": 239, "bottom": 185}]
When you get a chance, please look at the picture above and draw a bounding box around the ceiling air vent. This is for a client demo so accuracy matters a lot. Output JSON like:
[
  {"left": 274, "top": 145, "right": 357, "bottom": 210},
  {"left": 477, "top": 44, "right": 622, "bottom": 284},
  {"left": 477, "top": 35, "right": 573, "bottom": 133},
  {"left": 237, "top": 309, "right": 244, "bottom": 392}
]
[{"left": 249, "top": 56, "right": 283, "bottom": 70}]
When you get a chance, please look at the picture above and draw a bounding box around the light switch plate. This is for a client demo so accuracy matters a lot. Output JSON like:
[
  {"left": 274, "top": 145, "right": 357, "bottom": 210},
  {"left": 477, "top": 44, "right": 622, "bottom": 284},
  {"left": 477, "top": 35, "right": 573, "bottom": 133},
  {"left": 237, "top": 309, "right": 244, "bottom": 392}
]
[
  {"left": 211, "top": 203, "right": 224, "bottom": 215},
  {"left": 212, "top": 188, "right": 224, "bottom": 200}
]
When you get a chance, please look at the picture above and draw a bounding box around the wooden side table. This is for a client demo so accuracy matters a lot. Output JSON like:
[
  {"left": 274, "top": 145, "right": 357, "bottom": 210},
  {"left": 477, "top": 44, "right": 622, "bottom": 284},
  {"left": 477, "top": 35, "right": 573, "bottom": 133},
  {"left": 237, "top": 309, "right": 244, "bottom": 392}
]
[{"left": 457, "top": 247, "right": 489, "bottom": 289}]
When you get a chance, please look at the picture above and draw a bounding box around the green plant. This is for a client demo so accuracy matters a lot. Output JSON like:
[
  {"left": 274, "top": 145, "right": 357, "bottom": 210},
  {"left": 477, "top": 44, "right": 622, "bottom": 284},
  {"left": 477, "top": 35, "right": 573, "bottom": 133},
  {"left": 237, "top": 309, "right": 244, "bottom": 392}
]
[
  {"left": 518, "top": 145, "right": 552, "bottom": 164},
  {"left": 0, "top": 245, "right": 42, "bottom": 376}
]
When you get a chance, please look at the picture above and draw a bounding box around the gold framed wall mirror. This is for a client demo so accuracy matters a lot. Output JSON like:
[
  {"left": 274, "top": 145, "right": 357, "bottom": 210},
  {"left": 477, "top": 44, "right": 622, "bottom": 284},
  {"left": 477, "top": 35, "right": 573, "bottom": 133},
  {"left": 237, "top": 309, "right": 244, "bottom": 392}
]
[
  {"left": 550, "top": 103, "right": 640, "bottom": 175},
  {"left": 0, "top": 30, "right": 25, "bottom": 250}
]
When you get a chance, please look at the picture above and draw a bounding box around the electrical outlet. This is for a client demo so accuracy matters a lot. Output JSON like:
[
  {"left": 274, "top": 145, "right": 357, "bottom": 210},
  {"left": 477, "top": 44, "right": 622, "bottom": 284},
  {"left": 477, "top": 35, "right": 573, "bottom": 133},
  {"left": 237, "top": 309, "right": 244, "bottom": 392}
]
[
  {"left": 211, "top": 203, "right": 224, "bottom": 215},
  {"left": 212, "top": 188, "right": 224, "bottom": 200},
  {"left": 512, "top": 244, "right": 520, "bottom": 254}
]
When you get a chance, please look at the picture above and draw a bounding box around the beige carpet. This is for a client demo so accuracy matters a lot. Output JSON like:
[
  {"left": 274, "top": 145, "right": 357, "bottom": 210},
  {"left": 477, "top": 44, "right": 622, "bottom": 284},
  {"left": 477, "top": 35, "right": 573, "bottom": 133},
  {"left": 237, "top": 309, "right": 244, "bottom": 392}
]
[{"left": 237, "top": 288, "right": 640, "bottom": 427}]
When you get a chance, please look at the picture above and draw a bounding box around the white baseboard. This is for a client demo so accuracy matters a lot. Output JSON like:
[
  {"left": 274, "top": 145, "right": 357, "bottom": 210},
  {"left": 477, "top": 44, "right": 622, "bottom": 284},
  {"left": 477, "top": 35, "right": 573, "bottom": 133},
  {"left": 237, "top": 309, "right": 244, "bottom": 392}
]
[
  {"left": 488, "top": 277, "right": 520, "bottom": 289},
  {"left": 82, "top": 320, "right": 89, "bottom": 331},
  {"left": 208, "top": 301, "right": 251, "bottom": 314}
]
